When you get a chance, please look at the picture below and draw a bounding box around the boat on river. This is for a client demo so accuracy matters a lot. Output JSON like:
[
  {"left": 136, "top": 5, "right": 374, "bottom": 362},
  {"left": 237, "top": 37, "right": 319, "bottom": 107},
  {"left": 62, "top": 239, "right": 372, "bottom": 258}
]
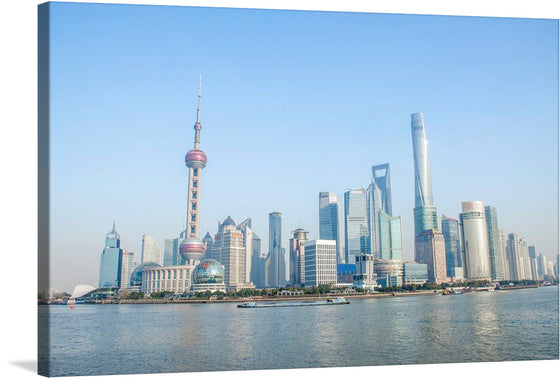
[
  {"left": 237, "top": 297, "right": 350, "bottom": 308},
  {"left": 442, "top": 289, "right": 463, "bottom": 295}
]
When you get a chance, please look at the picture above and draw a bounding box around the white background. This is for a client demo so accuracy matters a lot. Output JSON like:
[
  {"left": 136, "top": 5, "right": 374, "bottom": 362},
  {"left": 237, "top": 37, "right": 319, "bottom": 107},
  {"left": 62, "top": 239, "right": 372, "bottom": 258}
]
[{"left": 0, "top": 1, "right": 558, "bottom": 379}]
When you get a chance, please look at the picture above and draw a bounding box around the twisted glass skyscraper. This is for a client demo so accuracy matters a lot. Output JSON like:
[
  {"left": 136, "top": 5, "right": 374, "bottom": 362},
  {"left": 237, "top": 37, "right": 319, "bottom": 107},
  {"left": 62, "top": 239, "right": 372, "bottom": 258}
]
[
  {"left": 372, "top": 164, "right": 392, "bottom": 215},
  {"left": 366, "top": 163, "right": 392, "bottom": 258},
  {"left": 411, "top": 113, "right": 437, "bottom": 239}
]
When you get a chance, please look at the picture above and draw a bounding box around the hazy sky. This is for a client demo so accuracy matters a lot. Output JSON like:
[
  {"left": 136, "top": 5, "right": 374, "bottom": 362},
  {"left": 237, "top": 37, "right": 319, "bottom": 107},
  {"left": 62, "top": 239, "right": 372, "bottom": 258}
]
[{"left": 48, "top": 2, "right": 558, "bottom": 291}]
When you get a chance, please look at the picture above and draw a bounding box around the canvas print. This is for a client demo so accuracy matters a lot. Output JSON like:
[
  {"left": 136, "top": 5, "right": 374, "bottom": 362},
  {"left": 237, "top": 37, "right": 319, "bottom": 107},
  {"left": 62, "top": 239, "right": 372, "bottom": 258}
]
[{"left": 38, "top": 1, "right": 559, "bottom": 377}]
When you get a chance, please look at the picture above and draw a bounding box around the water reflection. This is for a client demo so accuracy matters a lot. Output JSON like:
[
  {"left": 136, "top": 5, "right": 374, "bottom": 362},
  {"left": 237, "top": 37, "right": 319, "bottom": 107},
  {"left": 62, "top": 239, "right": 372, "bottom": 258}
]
[{"left": 45, "top": 287, "right": 558, "bottom": 376}]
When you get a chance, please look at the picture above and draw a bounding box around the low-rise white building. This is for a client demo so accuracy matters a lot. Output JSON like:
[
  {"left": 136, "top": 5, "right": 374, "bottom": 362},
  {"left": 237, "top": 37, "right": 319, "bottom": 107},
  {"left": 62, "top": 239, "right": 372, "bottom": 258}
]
[{"left": 142, "top": 265, "right": 195, "bottom": 295}]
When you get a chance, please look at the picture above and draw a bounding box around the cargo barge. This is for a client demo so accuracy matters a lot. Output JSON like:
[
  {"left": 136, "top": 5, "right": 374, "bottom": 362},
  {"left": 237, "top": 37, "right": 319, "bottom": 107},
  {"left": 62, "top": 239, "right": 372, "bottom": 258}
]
[{"left": 237, "top": 297, "right": 350, "bottom": 308}]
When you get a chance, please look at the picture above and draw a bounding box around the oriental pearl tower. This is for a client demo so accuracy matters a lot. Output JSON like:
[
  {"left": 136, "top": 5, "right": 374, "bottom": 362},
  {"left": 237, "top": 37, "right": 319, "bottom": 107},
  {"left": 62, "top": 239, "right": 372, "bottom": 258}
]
[{"left": 180, "top": 78, "right": 207, "bottom": 265}]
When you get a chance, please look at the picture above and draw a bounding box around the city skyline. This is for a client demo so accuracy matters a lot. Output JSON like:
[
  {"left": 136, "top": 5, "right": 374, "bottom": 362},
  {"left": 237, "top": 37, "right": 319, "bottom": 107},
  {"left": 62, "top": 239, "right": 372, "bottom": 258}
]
[{"left": 47, "top": 3, "right": 558, "bottom": 291}]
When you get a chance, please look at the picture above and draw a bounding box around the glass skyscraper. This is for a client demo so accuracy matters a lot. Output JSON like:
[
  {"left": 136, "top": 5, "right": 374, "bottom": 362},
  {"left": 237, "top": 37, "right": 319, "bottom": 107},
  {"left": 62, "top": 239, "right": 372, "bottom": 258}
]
[
  {"left": 441, "top": 215, "right": 462, "bottom": 277},
  {"left": 378, "top": 211, "right": 403, "bottom": 261},
  {"left": 344, "top": 188, "right": 369, "bottom": 265},
  {"left": 319, "top": 192, "right": 342, "bottom": 264},
  {"left": 411, "top": 113, "right": 437, "bottom": 240},
  {"left": 265, "top": 212, "right": 282, "bottom": 287},
  {"left": 484, "top": 205, "right": 505, "bottom": 281},
  {"left": 372, "top": 163, "right": 392, "bottom": 215},
  {"left": 506, "top": 233, "right": 521, "bottom": 281},
  {"left": 366, "top": 163, "right": 392, "bottom": 259},
  {"left": 237, "top": 218, "right": 255, "bottom": 283},
  {"left": 459, "top": 201, "right": 491, "bottom": 280},
  {"left": 528, "top": 246, "right": 539, "bottom": 280},
  {"left": 366, "top": 180, "right": 382, "bottom": 258},
  {"left": 98, "top": 222, "right": 123, "bottom": 288}
]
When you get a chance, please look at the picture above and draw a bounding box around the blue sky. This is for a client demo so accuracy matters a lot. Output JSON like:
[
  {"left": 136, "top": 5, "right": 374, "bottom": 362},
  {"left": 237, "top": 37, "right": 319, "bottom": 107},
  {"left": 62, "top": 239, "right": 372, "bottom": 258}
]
[{"left": 47, "top": 2, "right": 558, "bottom": 291}]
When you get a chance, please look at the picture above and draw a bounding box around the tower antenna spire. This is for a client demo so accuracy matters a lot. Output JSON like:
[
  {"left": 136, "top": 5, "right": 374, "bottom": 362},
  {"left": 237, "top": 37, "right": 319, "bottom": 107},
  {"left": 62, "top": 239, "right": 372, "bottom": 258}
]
[
  {"left": 194, "top": 75, "right": 202, "bottom": 148},
  {"left": 196, "top": 75, "right": 202, "bottom": 123}
]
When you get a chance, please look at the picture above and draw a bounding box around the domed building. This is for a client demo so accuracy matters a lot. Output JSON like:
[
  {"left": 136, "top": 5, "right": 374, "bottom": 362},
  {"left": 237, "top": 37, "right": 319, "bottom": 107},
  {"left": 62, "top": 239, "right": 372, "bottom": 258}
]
[
  {"left": 129, "top": 262, "right": 162, "bottom": 290},
  {"left": 180, "top": 236, "right": 205, "bottom": 264},
  {"left": 192, "top": 259, "right": 226, "bottom": 292}
]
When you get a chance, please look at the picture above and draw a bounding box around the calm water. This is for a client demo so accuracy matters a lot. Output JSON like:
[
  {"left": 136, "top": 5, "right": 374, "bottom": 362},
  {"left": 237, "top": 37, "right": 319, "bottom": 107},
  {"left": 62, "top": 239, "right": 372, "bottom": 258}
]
[{"left": 40, "top": 286, "right": 559, "bottom": 377}]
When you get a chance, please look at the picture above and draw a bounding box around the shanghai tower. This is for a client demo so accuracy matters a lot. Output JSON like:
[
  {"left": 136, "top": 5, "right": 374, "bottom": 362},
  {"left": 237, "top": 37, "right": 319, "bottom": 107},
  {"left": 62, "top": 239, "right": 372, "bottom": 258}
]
[
  {"left": 179, "top": 78, "right": 208, "bottom": 265},
  {"left": 411, "top": 113, "right": 437, "bottom": 240}
]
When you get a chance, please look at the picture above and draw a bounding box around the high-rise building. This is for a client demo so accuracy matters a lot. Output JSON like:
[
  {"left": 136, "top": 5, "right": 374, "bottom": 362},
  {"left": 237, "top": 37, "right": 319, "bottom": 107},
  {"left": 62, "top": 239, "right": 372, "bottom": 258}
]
[
  {"left": 372, "top": 163, "right": 392, "bottom": 215},
  {"left": 366, "top": 181, "right": 382, "bottom": 259},
  {"left": 485, "top": 206, "right": 505, "bottom": 281},
  {"left": 506, "top": 233, "right": 521, "bottom": 281},
  {"left": 319, "top": 192, "right": 343, "bottom": 264},
  {"left": 518, "top": 239, "right": 531, "bottom": 280},
  {"left": 237, "top": 218, "right": 255, "bottom": 284},
  {"left": 537, "top": 253, "right": 547, "bottom": 280},
  {"left": 528, "top": 246, "right": 539, "bottom": 281},
  {"left": 366, "top": 164, "right": 389, "bottom": 256},
  {"left": 179, "top": 78, "right": 208, "bottom": 265},
  {"left": 212, "top": 216, "right": 252, "bottom": 290},
  {"left": 378, "top": 211, "right": 404, "bottom": 261},
  {"left": 119, "top": 250, "right": 134, "bottom": 291},
  {"left": 250, "top": 233, "right": 263, "bottom": 288},
  {"left": 264, "top": 252, "right": 276, "bottom": 288},
  {"left": 290, "top": 228, "right": 308, "bottom": 287},
  {"left": 441, "top": 215, "right": 462, "bottom": 277},
  {"left": 163, "top": 238, "right": 181, "bottom": 266},
  {"left": 411, "top": 113, "right": 434, "bottom": 209},
  {"left": 459, "top": 201, "right": 491, "bottom": 281},
  {"left": 499, "top": 229, "right": 510, "bottom": 281},
  {"left": 548, "top": 260, "right": 555, "bottom": 277},
  {"left": 367, "top": 164, "right": 392, "bottom": 259},
  {"left": 304, "top": 240, "right": 337, "bottom": 287},
  {"left": 414, "top": 229, "right": 447, "bottom": 284},
  {"left": 344, "top": 188, "right": 369, "bottom": 266},
  {"left": 411, "top": 113, "right": 438, "bottom": 259},
  {"left": 98, "top": 221, "right": 123, "bottom": 288},
  {"left": 141, "top": 234, "right": 162, "bottom": 265},
  {"left": 265, "top": 212, "right": 282, "bottom": 288},
  {"left": 280, "top": 247, "right": 288, "bottom": 287},
  {"left": 202, "top": 232, "right": 214, "bottom": 261}
]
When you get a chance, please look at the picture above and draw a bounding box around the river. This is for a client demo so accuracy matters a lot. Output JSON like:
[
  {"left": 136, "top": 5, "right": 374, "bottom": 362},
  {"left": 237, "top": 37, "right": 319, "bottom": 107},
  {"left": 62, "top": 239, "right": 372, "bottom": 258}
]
[{"left": 39, "top": 285, "right": 559, "bottom": 377}]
